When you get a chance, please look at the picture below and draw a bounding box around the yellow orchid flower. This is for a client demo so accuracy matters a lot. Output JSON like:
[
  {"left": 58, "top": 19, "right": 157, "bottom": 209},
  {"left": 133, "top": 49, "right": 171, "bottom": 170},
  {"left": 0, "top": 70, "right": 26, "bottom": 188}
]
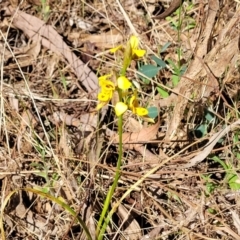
[
  {"left": 98, "top": 74, "right": 112, "bottom": 82},
  {"left": 97, "top": 36, "right": 146, "bottom": 116},
  {"left": 117, "top": 76, "right": 132, "bottom": 90},
  {"left": 135, "top": 107, "right": 148, "bottom": 116},
  {"left": 98, "top": 92, "right": 111, "bottom": 102},
  {"left": 129, "top": 94, "right": 138, "bottom": 109},
  {"left": 96, "top": 74, "right": 115, "bottom": 110},
  {"left": 96, "top": 91, "right": 112, "bottom": 110},
  {"left": 132, "top": 49, "right": 146, "bottom": 58},
  {"left": 99, "top": 75, "right": 115, "bottom": 89},
  {"left": 96, "top": 101, "right": 108, "bottom": 111},
  {"left": 129, "top": 94, "right": 148, "bottom": 116},
  {"left": 101, "top": 82, "right": 115, "bottom": 94},
  {"left": 109, "top": 36, "right": 146, "bottom": 58},
  {"left": 115, "top": 102, "right": 128, "bottom": 116},
  {"left": 129, "top": 35, "right": 146, "bottom": 58},
  {"left": 109, "top": 45, "right": 122, "bottom": 53},
  {"left": 129, "top": 35, "right": 139, "bottom": 49}
]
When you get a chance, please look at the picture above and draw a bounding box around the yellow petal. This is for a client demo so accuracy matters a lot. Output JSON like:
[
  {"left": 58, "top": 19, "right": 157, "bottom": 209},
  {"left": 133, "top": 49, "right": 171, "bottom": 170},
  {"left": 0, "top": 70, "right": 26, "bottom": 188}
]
[
  {"left": 129, "top": 36, "right": 139, "bottom": 49},
  {"left": 129, "top": 95, "right": 135, "bottom": 109},
  {"left": 142, "top": 117, "right": 155, "bottom": 123},
  {"left": 96, "top": 101, "right": 107, "bottom": 111},
  {"left": 98, "top": 74, "right": 112, "bottom": 82},
  {"left": 102, "top": 84, "right": 115, "bottom": 94},
  {"left": 102, "top": 89, "right": 113, "bottom": 100},
  {"left": 109, "top": 45, "right": 122, "bottom": 53},
  {"left": 99, "top": 79, "right": 115, "bottom": 91},
  {"left": 98, "top": 92, "right": 111, "bottom": 102},
  {"left": 115, "top": 102, "right": 128, "bottom": 117},
  {"left": 132, "top": 49, "right": 146, "bottom": 58},
  {"left": 117, "top": 76, "right": 132, "bottom": 90},
  {"left": 135, "top": 107, "right": 148, "bottom": 116},
  {"left": 129, "top": 95, "right": 138, "bottom": 109}
]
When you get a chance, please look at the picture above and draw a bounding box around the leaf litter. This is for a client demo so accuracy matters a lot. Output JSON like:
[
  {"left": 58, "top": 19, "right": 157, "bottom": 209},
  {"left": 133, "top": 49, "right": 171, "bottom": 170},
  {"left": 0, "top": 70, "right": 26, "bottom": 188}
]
[{"left": 1, "top": 0, "right": 240, "bottom": 239}]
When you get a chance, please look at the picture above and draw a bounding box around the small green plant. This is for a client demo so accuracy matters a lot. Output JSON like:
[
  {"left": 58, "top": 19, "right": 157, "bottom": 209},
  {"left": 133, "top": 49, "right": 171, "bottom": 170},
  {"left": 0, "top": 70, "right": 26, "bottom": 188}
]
[
  {"left": 193, "top": 108, "right": 216, "bottom": 138},
  {"left": 166, "top": 3, "right": 196, "bottom": 31},
  {"left": 207, "top": 207, "right": 217, "bottom": 214},
  {"left": 201, "top": 174, "right": 218, "bottom": 196},
  {"left": 30, "top": 162, "right": 60, "bottom": 194},
  {"left": 211, "top": 156, "right": 240, "bottom": 191},
  {"left": 137, "top": 42, "right": 186, "bottom": 98},
  {"left": 96, "top": 36, "right": 155, "bottom": 239},
  {"left": 40, "top": 0, "right": 51, "bottom": 22},
  {"left": 168, "top": 54, "right": 187, "bottom": 84},
  {"left": 150, "top": 2, "right": 195, "bottom": 98}
]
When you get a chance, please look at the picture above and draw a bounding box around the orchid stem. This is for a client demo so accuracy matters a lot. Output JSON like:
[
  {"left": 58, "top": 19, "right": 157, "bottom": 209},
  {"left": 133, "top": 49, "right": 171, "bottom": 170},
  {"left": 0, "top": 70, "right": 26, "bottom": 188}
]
[
  {"left": 97, "top": 38, "right": 131, "bottom": 239},
  {"left": 96, "top": 87, "right": 124, "bottom": 239},
  {"left": 97, "top": 113, "right": 123, "bottom": 239}
]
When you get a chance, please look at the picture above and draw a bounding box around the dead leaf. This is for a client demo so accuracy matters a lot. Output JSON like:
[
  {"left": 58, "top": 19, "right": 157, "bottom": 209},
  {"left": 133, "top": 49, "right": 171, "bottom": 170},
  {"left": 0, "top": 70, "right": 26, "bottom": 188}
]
[
  {"left": 15, "top": 202, "right": 26, "bottom": 219},
  {"left": 17, "top": 110, "right": 37, "bottom": 153},
  {"left": 80, "top": 204, "right": 96, "bottom": 240},
  {"left": 59, "top": 127, "right": 72, "bottom": 157},
  {"left": 81, "top": 29, "right": 123, "bottom": 49},
  {"left": 134, "top": 145, "right": 160, "bottom": 163},
  {"left": 0, "top": 42, "right": 12, "bottom": 64},
  {"left": 4, "top": 6, "right": 99, "bottom": 97},
  {"left": 231, "top": 210, "right": 240, "bottom": 234},
  {"left": 125, "top": 117, "right": 142, "bottom": 132},
  {"left": 52, "top": 111, "right": 97, "bottom": 131},
  {"left": 116, "top": 204, "right": 142, "bottom": 239},
  {"left": 5, "top": 40, "right": 41, "bottom": 69},
  {"left": 140, "top": 226, "right": 162, "bottom": 240},
  {"left": 10, "top": 0, "right": 19, "bottom": 7},
  {"left": 214, "top": 226, "right": 240, "bottom": 240},
  {"left": 45, "top": 53, "right": 60, "bottom": 78},
  {"left": 112, "top": 117, "right": 160, "bottom": 150},
  {"left": 8, "top": 95, "right": 19, "bottom": 112}
]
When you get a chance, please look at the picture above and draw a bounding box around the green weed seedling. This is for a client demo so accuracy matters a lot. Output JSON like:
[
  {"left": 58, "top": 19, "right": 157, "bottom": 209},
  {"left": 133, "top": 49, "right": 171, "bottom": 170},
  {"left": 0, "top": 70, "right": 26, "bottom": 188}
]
[
  {"left": 137, "top": 42, "right": 169, "bottom": 98},
  {"left": 30, "top": 161, "right": 58, "bottom": 194},
  {"left": 211, "top": 156, "right": 240, "bottom": 191},
  {"left": 158, "top": 1, "right": 195, "bottom": 96},
  {"left": 138, "top": 39, "right": 187, "bottom": 99},
  {"left": 166, "top": 3, "right": 196, "bottom": 31},
  {"left": 167, "top": 57, "right": 186, "bottom": 87},
  {"left": 207, "top": 207, "right": 217, "bottom": 215},
  {"left": 137, "top": 42, "right": 169, "bottom": 84},
  {"left": 201, "top": 174, "right": 218, "bottom": 196},
  {"left": 193, "top": 108, "right": 216, "bottom": 138},
  {"left": 31, "top": 143, "right": 59, "bottom": 194},
  {"left": 60, "top": 73, "right": 68, "bottom": 93},
  {"left": 138, "top": 62, "right": 162, "bottom": 84},
  {"left": 40, "top": 0, "right": 51, "bottom": 22}
]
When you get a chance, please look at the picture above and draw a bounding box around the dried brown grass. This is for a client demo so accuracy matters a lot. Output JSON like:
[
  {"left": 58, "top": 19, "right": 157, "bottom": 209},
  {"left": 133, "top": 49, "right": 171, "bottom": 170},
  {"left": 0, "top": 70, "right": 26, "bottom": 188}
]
[{"left": 0, "top": 0, "right": 240, "bottom": 239}]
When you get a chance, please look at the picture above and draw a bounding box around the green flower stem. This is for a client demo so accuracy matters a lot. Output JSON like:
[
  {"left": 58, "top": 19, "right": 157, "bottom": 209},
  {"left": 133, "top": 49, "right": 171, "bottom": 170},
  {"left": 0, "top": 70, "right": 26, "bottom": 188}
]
[
  {"left": 97, "top": 39, "right": 131, "bottom": 238},
  {"left": 97, "top": 89, "right": 124, "bottom": 239},
  {"left": 97, "top": 114, "right": 123, "bottom": 240}
]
